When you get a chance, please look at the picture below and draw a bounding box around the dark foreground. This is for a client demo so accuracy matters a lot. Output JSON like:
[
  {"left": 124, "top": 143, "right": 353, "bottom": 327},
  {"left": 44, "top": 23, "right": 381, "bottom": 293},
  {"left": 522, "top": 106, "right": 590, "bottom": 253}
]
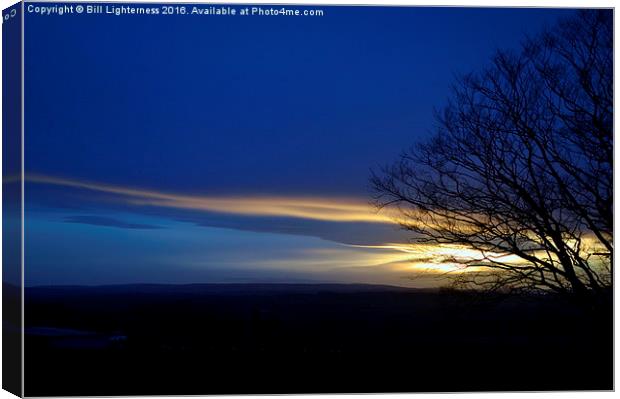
[{"left": 22, "top": 283, "right": 612, "bottom": 395}]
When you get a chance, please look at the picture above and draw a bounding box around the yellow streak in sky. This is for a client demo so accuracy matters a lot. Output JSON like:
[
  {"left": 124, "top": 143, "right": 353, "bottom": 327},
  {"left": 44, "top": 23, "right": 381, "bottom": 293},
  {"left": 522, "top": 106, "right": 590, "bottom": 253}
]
[
  {"left": 346, "top": 243, "right": 525, "bottom": 274},
  {"left": 25, "top": 174, "right": 394, "bottom": 224}
]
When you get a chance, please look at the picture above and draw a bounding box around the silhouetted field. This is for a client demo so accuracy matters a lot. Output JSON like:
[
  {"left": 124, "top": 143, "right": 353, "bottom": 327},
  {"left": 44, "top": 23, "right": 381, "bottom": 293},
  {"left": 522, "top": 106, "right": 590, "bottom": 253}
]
[{"left": 22, "top": 283, "right": 612, "bottom": 395}]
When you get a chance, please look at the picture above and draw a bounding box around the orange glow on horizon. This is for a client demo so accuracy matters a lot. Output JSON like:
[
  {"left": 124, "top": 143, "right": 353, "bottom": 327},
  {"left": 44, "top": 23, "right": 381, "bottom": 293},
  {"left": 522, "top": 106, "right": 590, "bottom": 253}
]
[{"left": 345, "top": 243, "right": 525, "bottom": 274}]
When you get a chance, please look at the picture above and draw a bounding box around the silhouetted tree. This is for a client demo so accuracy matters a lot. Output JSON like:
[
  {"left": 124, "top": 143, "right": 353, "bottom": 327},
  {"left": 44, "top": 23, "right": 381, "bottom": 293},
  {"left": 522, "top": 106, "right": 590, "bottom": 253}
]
[{"left": 371, "top": 10, "right": 612, "bottom": 303}]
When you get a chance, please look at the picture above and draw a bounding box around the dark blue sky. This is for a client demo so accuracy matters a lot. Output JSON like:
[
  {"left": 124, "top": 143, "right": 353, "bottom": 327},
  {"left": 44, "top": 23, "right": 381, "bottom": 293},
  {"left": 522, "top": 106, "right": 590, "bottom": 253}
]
[
  {"left": 22, "top": 4, "right": 575, "bottom": 286},
  {"left": 25, "top": 5, "right": 572, "bottom": 195}
]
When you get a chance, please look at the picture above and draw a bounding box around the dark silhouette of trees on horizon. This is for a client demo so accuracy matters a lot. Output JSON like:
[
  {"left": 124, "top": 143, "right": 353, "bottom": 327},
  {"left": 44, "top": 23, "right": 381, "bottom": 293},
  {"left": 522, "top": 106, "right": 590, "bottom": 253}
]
[{"left": 371, "top": 10, "right": 612, "bottom": 304}]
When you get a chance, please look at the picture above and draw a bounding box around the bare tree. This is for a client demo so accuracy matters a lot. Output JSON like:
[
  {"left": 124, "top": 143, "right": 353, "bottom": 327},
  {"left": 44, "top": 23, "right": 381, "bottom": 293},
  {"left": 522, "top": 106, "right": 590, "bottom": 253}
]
[{"left": 371, "top": 10, "right": 612, "bottom": 303}]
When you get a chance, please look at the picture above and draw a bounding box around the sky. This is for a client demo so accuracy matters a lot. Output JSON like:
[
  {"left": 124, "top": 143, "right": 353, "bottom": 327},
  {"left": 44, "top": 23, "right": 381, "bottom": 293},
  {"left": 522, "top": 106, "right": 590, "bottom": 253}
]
[{"left": 20, "top": 4, "right": 574, "bottom": 287}]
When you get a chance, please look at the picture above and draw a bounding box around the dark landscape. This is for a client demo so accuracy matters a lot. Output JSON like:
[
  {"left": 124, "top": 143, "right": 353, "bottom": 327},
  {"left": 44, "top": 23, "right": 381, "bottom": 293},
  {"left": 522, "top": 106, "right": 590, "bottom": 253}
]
[{"left": 23, "top": 283, "right": 612, "bottom": 396}]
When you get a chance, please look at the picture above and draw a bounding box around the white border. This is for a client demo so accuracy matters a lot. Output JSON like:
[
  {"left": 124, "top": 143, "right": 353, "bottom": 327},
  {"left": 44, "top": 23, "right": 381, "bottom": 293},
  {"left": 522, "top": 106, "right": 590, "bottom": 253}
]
[{"left": 0, "top": 1, "right": 616, "bottom": 399}]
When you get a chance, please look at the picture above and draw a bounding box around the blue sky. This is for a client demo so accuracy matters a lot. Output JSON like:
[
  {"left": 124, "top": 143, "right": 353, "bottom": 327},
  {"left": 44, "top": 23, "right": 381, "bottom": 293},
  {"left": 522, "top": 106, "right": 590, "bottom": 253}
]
[{"left": 22, "top": 4, "right": 574, "bottom": 287}]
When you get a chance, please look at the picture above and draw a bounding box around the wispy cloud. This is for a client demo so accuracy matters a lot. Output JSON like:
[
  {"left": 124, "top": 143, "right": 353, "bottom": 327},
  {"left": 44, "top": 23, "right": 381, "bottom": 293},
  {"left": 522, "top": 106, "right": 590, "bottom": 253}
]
[{"left": 26, "top": 174, "right": 394, "bottom": 224}]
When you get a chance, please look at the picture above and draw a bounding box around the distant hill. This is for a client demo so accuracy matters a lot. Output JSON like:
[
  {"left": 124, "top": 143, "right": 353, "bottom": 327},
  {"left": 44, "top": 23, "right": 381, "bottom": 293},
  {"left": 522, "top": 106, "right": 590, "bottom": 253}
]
[{"left": 26, "top": 282, "right": 434, "bottom": 296}]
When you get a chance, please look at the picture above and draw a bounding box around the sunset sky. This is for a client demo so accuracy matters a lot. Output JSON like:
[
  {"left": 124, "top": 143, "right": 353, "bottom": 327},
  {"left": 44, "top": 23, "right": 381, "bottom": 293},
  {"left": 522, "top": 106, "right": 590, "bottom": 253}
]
[{"left": 22, "top": 5, "right": 572, "bottom": 287}]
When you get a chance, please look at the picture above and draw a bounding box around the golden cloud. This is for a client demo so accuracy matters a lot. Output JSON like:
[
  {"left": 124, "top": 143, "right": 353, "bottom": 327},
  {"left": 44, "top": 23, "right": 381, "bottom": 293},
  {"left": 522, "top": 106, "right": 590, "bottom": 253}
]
[{"left": 25, "top": 174, "right": 395, "bottom": 224}]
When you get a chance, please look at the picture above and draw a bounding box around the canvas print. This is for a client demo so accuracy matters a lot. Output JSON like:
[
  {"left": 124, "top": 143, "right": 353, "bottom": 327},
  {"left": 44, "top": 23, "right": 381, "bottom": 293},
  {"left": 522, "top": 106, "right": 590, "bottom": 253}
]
[{"left": 2, "top": 2, "right": 613, "bottom": 396}]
